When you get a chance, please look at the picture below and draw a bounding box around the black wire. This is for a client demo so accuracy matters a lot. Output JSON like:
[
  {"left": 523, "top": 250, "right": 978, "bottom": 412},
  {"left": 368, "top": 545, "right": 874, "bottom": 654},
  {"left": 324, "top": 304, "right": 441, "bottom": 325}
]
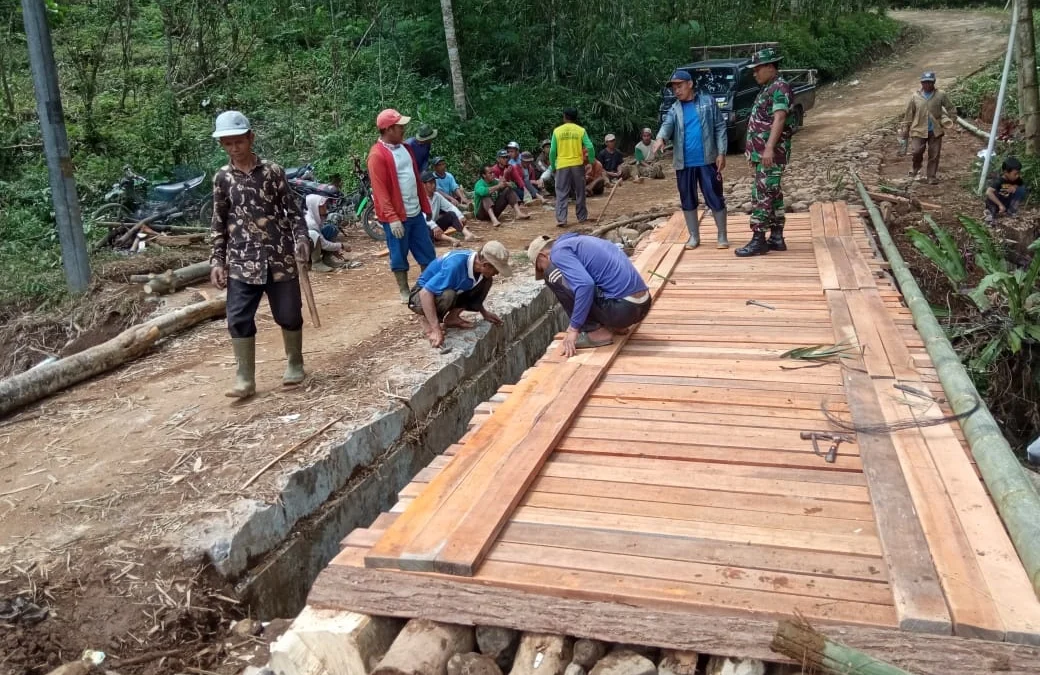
[{"left": 821, "top": 395, "right": 981, "bottom": 434}]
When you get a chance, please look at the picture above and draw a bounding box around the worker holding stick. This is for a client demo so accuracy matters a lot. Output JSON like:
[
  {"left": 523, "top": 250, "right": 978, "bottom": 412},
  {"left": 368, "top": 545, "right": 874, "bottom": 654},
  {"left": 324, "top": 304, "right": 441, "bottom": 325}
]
[{"left": 209, "top": 110, "right": 311, "bottom": 399}]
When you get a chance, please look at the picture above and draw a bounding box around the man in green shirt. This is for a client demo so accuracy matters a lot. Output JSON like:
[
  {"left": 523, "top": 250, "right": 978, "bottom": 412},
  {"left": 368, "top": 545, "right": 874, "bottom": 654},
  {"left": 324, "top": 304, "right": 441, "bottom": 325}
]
[{"left": 473, "top": 164, "right": 528, "bottom": 227}]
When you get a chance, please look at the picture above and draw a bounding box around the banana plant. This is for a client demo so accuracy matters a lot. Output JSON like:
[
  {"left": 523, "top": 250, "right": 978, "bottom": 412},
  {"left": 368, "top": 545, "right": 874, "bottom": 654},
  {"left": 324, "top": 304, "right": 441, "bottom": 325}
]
[{"left": 906, "top": 215, "right": 966, "bottom": 289}]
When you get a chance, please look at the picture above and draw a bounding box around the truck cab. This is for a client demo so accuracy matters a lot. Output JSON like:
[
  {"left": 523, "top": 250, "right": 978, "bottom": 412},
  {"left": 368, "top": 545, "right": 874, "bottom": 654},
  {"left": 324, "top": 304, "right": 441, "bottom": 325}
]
[{"left": 659, "top": 45, "right": 817, "bottom": 153}]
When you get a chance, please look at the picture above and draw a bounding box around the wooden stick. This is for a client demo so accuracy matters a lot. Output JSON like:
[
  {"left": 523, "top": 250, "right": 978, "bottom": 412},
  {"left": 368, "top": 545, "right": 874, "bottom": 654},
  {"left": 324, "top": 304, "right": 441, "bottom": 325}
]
[
  {"left": 771, "top": 618, "right": 910, "bottom": 674},
  {"left": 239, "top": 415, "right": 346, "bottom": 490},
  {"left": 587, "top": 210, "right": 670, "bottom": 238},
  {"left": 298, "top": 260, "right": 321, "bottom": 329},
  {"left": 593, "top": 177, "right": 622, "bottom": 223},
  {"left": 143, "top": 261, "right": 211, "bottom": 295}
]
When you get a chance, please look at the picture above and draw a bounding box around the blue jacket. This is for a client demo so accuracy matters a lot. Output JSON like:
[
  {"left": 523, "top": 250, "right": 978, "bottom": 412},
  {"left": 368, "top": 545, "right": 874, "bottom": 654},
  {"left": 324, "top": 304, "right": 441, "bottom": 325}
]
[{"left": 656, "top": 93, "right": 727, "bottom": 170}]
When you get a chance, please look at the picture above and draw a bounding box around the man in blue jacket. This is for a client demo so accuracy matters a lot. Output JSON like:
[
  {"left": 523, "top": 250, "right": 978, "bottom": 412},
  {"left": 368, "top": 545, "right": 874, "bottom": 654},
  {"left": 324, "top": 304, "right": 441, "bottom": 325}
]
[
  {"left": 652, "top": 69, "right": 729, "bottom": 249},
  {"left": 528, "top": 233, "right": 651, "bottom": 357}
]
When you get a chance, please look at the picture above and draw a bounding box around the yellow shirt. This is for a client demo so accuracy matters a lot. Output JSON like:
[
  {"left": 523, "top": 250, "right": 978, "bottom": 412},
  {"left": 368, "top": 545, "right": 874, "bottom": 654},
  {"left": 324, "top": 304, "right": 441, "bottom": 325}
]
[{"left": 550, "top": 122, "right": 595, "bottom": 170}]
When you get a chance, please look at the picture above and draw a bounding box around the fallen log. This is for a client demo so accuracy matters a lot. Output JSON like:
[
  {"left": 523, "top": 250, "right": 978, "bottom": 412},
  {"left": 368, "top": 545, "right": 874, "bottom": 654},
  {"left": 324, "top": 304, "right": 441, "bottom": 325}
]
[
  {"left": 143, "top": 261, "right": 211, "bottom": 295},
  {"left": 0, "top": 296, "right": 226, "bottom": 418},
  {"left": 771, "top": 619, "right": 909, "bottom": 674},
  {"left": 150, "top": 234, "right": 206, "bottom": 247},
  {"left": 588, "top": 211, "right": 670, "bottom": 239},
  {"left": 865, "top": 190, "right": 941, "bottom": 212}
]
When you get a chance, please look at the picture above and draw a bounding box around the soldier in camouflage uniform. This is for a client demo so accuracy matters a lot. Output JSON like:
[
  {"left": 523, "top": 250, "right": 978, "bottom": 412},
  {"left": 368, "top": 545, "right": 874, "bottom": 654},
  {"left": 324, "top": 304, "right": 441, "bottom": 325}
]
[
  {"left": 209, "top": 111, "right": 312, "bottom": 399},
  {"left": 737, "top": 47, "right": 795, "bottom": 257}
]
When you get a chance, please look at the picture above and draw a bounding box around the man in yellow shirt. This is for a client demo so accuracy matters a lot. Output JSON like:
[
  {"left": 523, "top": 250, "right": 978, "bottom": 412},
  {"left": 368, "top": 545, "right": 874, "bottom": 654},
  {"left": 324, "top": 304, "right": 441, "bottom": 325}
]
[{"left": 549, "top": 107, "right": 596, "bottom": 227}]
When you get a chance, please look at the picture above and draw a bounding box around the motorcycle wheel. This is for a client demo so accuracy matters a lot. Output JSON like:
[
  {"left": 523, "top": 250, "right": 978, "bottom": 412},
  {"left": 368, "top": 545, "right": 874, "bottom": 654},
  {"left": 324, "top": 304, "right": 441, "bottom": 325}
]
[
  {"left": 197, "top": 200, "right": 213, "bottom": 225},
  {"left": 361, "top": 203, "right": 385, "bottom": 242}
]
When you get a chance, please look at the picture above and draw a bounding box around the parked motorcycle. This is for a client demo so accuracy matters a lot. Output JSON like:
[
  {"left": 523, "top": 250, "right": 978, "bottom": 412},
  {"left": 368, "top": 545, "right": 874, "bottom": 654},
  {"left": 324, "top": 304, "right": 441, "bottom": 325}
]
[
  {"left": 288, "top": 157, "right": 382, "bottom": 241},
  {"left": 91, "top": 165, "right": 210, "bottom": 228}
]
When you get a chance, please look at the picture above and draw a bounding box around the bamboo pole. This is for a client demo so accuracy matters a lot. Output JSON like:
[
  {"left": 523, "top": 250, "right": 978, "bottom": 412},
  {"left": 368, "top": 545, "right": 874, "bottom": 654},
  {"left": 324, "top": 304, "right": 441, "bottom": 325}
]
[
  {"left": 957, "top": 116, "right": 992, "bottom": 141},
  {"left": 771, "top": 619, "right": 910, "bottom": 675},
  {"left": 853, "top": 173, "right": 1040, "bottom": 598},
  {"left": 978, "top": 0, "right": 1019, "bottom": 195}
]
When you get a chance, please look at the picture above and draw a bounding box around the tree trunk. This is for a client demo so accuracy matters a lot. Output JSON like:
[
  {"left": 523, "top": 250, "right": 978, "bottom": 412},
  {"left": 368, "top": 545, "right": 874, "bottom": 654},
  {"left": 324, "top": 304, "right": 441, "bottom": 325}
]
[
  {"left": 143, "top": 261, "right": 211, "bottom": 294},
  {"left": 0, "top": 297, "right": 227, "bottom": 417},
  {"left": 1017, "top": 0, "right": 1040, "bottom": 155},
  {"left": 439, "top": 0, "right": 467, "bottom": 119}
]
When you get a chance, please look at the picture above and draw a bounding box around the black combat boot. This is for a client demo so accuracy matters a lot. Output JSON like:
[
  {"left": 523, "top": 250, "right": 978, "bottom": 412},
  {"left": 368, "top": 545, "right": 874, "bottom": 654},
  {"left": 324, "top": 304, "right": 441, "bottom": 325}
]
[
  {"left": 767, "top": 226, "right": 787, "bottom": 251},
  {"left": 734, "top": 230, "right": 769, "bottom": 257}
]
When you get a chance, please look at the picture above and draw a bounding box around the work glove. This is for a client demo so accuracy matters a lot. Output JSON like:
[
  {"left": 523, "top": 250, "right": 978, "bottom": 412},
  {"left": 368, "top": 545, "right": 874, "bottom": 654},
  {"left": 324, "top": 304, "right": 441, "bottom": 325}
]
[
  {"left": 389, "top": 220, "right": 405, "bottom": 239},
  {"left": 897, "top": 138, "right": 908, "bottom": 157}
]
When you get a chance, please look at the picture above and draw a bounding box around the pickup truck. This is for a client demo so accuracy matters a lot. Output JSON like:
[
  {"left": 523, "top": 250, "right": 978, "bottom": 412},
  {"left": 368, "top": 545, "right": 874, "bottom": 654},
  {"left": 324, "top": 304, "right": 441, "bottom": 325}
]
[{"left": 658, "top": 44, "right": 818, "bottom": 153}]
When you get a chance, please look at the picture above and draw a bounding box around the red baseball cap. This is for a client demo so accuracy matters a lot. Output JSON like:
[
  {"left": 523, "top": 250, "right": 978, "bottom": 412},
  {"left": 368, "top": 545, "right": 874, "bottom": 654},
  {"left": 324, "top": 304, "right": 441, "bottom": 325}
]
[{"left": 376, "top": 109, "right": 412, "bottom": 130}]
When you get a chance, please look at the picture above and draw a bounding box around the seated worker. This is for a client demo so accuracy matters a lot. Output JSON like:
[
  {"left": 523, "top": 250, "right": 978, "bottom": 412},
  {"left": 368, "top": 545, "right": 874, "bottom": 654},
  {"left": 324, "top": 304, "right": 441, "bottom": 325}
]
[
  {"left": 474, "top": 164, "right": 530, "bottom": 226},
  {"left": 633, "top": 128, "right": 656, "bottom": 164},
  {"left": 984, "top": 157, "right": 1028, "bottom": 224},
  {"left": 536, "top": 139, "right": 555, "bottom": 195},
  {"left": 422, "top": 171, "right": 477, "bottom": 244},
  {"left": 432, "top": 157, "right": 470, "bottom": 208},
  {"left": 492, "top": 149, "right": 527, "bottom": 199},
  {"left": 528, "top": 233, "right": 651, "bottom": 357},
  {"left": 585, "top": 153, "right": 607, "bottom": 196},
  {"left": 597, "top": 133, "right": 628, "bottom": 181},
  {"left": 519, "top": 151, "right": 547, "bottom": 203},
  {"left": 304, "top": 194, "right": 350, "bottom": 272},
  {"left": 408, "top": 241, "right": 512, "bottom": 348}
]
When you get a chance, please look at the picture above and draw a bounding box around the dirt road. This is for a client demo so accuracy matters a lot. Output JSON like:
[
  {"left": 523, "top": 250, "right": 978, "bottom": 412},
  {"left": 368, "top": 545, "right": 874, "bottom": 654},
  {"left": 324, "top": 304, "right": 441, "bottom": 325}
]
[{"left": 0, "top": 8, "right": 1009, "bottom": 668}]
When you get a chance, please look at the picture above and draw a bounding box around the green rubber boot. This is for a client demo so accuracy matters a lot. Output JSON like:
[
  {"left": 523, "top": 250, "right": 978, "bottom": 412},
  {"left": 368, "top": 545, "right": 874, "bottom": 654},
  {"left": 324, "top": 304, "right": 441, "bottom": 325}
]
[
  {"left": 226, "top": 337, "right": 256, "bottom": 399},
  {"left": 393, "top": 270, "right": 410, "bottom": 304},
  {"left": 282, "top": 329, "right": 305, "bottom": 386}
]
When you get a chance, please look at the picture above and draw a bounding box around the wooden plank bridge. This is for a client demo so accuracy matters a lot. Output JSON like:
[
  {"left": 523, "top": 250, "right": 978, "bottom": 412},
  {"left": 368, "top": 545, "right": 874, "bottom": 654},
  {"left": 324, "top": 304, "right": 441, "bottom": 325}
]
[{"left": 307, "top": 203, "right": 1040, "bottom": 668}]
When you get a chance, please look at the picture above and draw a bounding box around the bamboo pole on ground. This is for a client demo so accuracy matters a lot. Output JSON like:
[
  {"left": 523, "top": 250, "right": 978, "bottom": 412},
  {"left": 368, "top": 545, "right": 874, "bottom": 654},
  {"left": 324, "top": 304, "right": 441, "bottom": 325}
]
[
  {"left": 853, "top": 172, "right": 1040, "bottom": 598},
  {"left": 957, "top": 116, "right": 992, "bottom": 141},
  {"left": 0, "top": 296, "right": 226, "bottom": 417},
  {"left": 771, "top": 619, "right": 910, "bottom": 675}
]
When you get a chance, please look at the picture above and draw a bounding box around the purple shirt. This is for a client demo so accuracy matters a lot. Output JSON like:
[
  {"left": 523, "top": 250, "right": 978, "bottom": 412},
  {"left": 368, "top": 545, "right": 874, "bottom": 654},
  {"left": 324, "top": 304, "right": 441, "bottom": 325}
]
[{"left": 549, "top": 233, "right": 648, "bottom": 330}]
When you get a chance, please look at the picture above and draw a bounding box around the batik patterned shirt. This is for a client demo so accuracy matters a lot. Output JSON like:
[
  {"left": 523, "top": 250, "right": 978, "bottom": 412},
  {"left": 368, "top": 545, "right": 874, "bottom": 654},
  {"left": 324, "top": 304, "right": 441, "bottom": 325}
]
[
  {"left": 210, "top": 157, "right": 308, "bottom": 284},
  {"left": 745, "top": 76, "right": 794, "bottom": 165}
]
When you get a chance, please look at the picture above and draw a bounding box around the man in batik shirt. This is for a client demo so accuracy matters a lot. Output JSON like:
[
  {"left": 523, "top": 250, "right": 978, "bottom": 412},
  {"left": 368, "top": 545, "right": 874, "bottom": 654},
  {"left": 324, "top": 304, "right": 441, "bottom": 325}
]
[
  {"left": 209, "top": 110, "right": 311, "bottom": 399},
  {"left": 738, "top": 47, "right": 795, "bottom": 257}
]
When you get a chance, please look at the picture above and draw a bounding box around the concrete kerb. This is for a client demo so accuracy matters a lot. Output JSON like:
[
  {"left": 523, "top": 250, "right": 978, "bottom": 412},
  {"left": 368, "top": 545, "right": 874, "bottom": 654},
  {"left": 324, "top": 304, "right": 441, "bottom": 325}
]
[{"left": 175, "top": 277, "right": 565, "bottom": 613}]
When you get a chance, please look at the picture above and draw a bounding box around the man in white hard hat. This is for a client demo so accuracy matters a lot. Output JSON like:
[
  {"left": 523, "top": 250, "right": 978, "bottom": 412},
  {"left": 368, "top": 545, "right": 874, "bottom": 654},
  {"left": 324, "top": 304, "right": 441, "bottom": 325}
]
[
  {"left": 209, "top": 110, "right": 311, "bottom": 399},
  {"left": 527, "top": 233, "right": 650, "bottom": 357},
  {"left": 899, "top": 71, "right": 958, "bottom": 184},
  {"left": 408, "top": 241, "right": 511, "bottom": 348},
  {"left": 367, "top": 108, "right": 436, "bottom": 302}
]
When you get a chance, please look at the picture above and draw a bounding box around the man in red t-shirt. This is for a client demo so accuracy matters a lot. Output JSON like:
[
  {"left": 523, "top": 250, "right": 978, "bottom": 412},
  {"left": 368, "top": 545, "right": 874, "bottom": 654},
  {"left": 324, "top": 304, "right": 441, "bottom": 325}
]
[{"left": 367, "top": 108, "right": 435, "bottom": 303}]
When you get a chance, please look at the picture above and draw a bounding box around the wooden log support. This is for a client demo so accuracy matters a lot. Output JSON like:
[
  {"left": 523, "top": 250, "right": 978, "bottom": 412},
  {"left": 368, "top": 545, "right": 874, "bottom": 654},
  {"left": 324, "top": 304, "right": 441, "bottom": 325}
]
[
  {"left": 371, "top": 619, "right": 475, "bottom": 675},
  {"left": 771, "top": 619, "right": 910, "bottom": 675},
  {"left": 0, "top": 296, "right": 226, "bottom": 417},
  {"left": 142, "top": 260, "right": 211, "bottom": 295},
  {"left": 268, "top": 608, "right": 404, "bottom": 675},
  {"left": 510, "top": 633, "right": 572, "bottom": 675}
]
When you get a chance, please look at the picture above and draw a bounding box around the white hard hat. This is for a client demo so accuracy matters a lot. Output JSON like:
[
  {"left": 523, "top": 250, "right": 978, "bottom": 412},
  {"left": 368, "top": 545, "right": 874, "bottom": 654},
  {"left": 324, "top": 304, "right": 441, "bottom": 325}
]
[{"left": 212, "top": 110, "right": 251, "bottom": 139}]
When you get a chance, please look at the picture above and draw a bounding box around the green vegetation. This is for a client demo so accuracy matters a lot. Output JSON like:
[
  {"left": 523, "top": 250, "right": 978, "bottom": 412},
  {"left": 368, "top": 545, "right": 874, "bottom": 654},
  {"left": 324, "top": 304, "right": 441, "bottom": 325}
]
[
  {"left": 907, "top": 216, "right": 1040, "bottom": 446},
  {"left": 0, "top": 0, "right": 901, "bottom": 306}
]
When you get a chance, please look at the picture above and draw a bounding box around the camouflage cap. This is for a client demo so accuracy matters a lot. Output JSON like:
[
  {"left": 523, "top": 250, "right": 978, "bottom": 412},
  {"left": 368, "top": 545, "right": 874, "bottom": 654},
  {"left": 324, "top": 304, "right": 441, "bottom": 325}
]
[{"left": 746, "top": 47, "right": 783, "bottom": 68}]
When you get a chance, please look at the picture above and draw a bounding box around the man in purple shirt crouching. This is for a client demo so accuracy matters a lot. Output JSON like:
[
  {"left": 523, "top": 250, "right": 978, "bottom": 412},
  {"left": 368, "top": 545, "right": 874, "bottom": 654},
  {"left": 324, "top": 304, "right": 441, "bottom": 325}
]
[{"left": 527, "top": 233, "right": 651, "bottom": 357}]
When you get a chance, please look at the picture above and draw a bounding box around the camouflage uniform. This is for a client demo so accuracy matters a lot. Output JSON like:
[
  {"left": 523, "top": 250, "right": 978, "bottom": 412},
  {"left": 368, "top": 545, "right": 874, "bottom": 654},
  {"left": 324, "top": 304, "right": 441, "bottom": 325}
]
[{"left": 745, "top": 77, "right": 795, "bottom": 234}]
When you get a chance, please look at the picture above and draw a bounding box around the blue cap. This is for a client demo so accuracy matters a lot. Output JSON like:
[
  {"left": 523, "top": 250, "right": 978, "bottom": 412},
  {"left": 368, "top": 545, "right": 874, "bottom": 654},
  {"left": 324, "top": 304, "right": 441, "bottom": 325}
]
[
  {"left": 496, "top": 149, "right": 509, "bottom": 158},
  {"left": 921, "top": 71, "right": 937, "bottom": 82},
  {"left": 666, "top": 70, "right": 693, "bottom": 84}
]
